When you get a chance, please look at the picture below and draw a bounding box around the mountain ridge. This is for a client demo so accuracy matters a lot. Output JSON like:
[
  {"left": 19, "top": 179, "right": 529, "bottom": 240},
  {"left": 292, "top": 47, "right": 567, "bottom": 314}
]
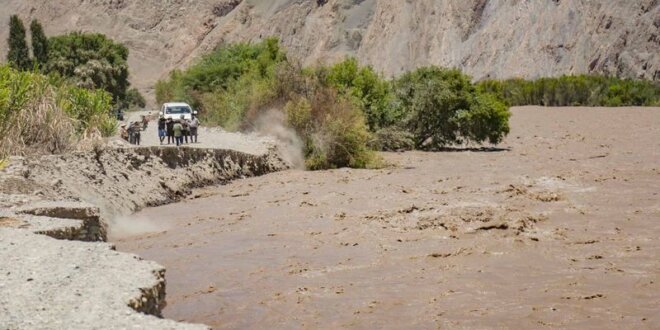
[{"left": 1, "top": 0, "right": 658, "bottom": 97}]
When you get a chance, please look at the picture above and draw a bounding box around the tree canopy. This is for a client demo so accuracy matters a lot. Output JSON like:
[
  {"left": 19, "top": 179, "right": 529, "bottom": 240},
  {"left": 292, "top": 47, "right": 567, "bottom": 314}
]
[
  {"left": 47, "top": 32, "right": 130, "bottom": 103},
  {"left": 324, "top": 58, "right": 396, "bottom": 131},
  {"left": 395, "top": 67, "right": 510, "bottom": 148},
  {"left": 7, "top": 15, "right": 31, "bottom": 70},
  {"left": 30, "top": 20, "right": 49, "bottom": 68}
]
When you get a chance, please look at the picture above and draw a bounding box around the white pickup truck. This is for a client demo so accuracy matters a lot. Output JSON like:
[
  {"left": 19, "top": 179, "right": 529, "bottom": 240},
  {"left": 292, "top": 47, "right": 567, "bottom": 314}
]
[{"left": 160, "top": 102, "right": 197, "bottom": 120}]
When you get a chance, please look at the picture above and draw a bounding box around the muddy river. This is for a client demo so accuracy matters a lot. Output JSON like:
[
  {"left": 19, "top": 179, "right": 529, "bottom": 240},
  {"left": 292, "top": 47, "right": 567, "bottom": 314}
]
[{"left": 114, "top": 107, "right": 660, "bottom": 329}]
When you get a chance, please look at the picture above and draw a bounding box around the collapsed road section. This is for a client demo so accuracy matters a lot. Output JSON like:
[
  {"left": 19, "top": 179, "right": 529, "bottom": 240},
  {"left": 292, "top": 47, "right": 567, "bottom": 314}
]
[{"left": 0, "top": 144, "right": 287, "bottom": 329}]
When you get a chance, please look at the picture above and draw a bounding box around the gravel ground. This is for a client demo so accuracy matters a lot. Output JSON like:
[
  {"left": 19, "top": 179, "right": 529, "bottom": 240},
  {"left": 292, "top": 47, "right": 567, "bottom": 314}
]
[
  {"left": 0, "top": 228, "right": 207, "bottom": 329},
  {"left": 0, "top": 209, "right": 81, "bottom": 233}
]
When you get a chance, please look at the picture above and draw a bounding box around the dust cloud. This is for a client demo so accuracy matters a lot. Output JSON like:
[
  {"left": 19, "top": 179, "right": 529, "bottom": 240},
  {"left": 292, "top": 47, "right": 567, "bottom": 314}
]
[
  {"left": 107, "top": 214, "right": 165, "bottom": 240},
  {"left": 252, "top": 109, "right": 305, "bottom": 169}
]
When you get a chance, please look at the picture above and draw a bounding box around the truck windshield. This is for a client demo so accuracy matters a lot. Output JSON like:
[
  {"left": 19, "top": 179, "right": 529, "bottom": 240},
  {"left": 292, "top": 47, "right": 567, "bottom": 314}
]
[{"left": 166, "top": 106, "right": 191, "bottom": 114}]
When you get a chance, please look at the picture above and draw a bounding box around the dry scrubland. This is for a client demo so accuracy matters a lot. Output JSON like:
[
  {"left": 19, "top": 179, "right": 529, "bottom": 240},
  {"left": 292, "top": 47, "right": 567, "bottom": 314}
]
[{"left": 116, "top": 106, "right": 660, "bottom": 329}]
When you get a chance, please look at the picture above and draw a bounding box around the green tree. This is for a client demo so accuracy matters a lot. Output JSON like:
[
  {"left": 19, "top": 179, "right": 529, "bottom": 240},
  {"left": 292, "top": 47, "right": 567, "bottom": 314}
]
[
  {"left": 7, "top": 15, "right": 31, "bottom": 70},
  {"left": 476, "top": 75, "right": 660, "bottom": 107},
  {"left": 325, "top": 58, "right": 397, "bottom": 130},
  {"left": 30, "top": 20, "right": 49, "bottom": 68},
  {"left": 456, "top": 93, "right": 510, "bottom": 145},
  {"left": 47, "top": 32, "right": 129, "bottom": 103},
  {"left": 125, "top": 87, "right": 146, "bottom": 108},
  {"left": 395, "top": 67, "right": 510, "bottom": 148},
  {"left": 155, "top": 39, "right": 378, "bottom": 170}
]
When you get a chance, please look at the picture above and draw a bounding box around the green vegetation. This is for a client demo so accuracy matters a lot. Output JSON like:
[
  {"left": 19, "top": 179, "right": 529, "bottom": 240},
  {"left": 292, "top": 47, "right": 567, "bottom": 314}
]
[
  {"left": 279, "top": 65, "right": 379, "bottom": 170},
  {"left": 477, "top": 75, "right": 660, "bottom": 107},
  {"left": 7, "top": 15, "right": 31, "bottom": 70},
  {"left": 125, "top": 87, "right": 146, "bottom": 109},
  {"left": 156, "top": 39, "right": 512, "bottom": 169},
  {"left": 157, "top": 38, "right": 285, "bottom": 129},
  {"left": 47, "top": 32, "right": 130, "bottom": 104},
  {"left": 30, "top": 20, "right": 48, "bottom": 68},
  {"left": 394, "top": 67, "right": 510, "bottom": 148},
  {"left": 156, "top": 39, "right": 378, "bottom": 169},
  {"left": 4, "top": 16, "right": 144, "bottom": 110},
  {"left": 0, "top": 65, "right": 116, "bottom": 158},
  {"left": 322, "top": 58, "right": 397, "bottom": 130},
  {"left": 370, "top": 127, "right": 415, "bottom": 152}
]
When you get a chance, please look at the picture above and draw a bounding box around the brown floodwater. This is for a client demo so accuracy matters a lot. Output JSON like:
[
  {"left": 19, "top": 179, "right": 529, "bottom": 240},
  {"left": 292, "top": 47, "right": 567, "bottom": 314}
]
[{"left": 115, "top": 107, "right": 660, "bottom": 329}]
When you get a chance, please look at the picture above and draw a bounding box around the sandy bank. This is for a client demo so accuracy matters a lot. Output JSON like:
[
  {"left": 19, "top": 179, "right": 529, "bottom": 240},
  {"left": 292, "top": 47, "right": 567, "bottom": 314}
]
[{"left": 0, "top": 143, "right": 287, "bottom": 329}]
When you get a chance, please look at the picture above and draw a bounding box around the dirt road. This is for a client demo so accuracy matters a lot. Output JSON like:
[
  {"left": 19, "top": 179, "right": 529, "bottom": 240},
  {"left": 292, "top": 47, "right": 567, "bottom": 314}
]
[
  {"left": 122, "top": 110, "right": 273, "bottom": 156},
  {"left": 115, "top": 107, "right": 660, "bottom": 329}
]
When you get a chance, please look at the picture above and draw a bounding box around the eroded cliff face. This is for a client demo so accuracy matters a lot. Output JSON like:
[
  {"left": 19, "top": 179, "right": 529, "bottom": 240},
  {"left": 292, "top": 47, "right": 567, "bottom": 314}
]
[
  {"left": 0, "top": 144, "right": 285, "bottom": 329},
  {"left": 1, "top": 0, "right": 658, "bottom": 94}
]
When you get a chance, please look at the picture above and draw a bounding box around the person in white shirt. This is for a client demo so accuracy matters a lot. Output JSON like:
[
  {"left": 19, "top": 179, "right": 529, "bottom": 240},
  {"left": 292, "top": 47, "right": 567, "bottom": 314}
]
[{"left": 189, "top": 115, "right": 200, "bottom": 143}]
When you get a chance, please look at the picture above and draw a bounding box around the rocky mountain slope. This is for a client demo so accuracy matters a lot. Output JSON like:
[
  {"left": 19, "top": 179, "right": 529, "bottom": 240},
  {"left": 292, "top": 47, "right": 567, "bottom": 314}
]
[{"left": 1, "top": 0, "right": 658, "bottom": 96}]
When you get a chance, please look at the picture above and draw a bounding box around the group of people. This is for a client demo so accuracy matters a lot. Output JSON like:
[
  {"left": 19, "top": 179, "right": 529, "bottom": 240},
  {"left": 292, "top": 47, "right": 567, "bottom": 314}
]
[
  {"left": 158, "top": 115, "right": 200, "bottom": 146},
  {"left": 119, "top": 117, "right": 147, "bottom": 145}
]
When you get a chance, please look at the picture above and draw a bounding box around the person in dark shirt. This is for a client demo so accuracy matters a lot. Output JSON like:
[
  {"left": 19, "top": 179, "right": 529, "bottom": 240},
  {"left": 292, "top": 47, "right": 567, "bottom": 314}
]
[
  {"left": 180, "top": 115, "right": 190, "bottom": 144},
  {"left": 166, "top": 118, "right": 175, "bottom": 145},
  {"left": 129, "top": 122, "right": 141, "bottom": 145},
  {"left": 158, "top": 116, "right": 167, "bottom": 144}
]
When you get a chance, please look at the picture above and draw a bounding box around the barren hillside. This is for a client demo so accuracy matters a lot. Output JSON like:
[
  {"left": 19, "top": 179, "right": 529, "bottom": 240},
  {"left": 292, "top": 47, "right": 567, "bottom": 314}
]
[{"left": 1, "top": 0, "right": 658, "bottom": 96}]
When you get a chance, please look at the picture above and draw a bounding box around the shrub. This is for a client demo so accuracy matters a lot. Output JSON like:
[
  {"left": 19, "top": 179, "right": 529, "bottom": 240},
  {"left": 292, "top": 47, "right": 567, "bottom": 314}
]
[
  {"left": 370, "top": 127, "right": 415, "bottom": 152},
  {"left": 282, "top": 85, "right": 377, "bottom": 170},
  {"left": 124, "top": 87, "right": 146, "bottom": 109},
  {"left": 394, "top": 66, "right": 510, "bottom": 148},
  {"left": 155, "top": 39, "right": 378, "bottom": 170},
  {"left": 206, "top": 71, "right": 277, "bottom": 131},
  {"left": 57, "top": 86, "right": 116, "bottom": 136},
  {"left": 456, "top": 92, "right": 510, "bottom": 145},
  {"left": 324, "top": 58, "right": 398, "bottom": 130},
  {"left": 182, "top": 37, "right": 285, "bottom": 93},
  {"left": 155, "top": 70, "right": 191, "bottom": 105},
  {"left": 0, "top": 65, "right": 116, "bottom": 158},
  {"left": 478, "top": 75, "right": 660, "bottom": 106},
  {"left": 284, "top": 97, "right": 313, "bottom": 134}
]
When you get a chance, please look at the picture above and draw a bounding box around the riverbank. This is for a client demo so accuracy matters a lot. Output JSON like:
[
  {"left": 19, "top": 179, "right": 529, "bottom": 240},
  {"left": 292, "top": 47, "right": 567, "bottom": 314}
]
[{"left": 0, "top": 141, "right": 287, "bottom": 328}]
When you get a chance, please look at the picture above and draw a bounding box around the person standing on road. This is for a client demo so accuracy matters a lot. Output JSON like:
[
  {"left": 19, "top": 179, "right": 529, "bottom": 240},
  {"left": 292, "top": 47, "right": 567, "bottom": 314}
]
[
  {"left": 130, "top": 122, "right": 141, "bottom": 145},
  {"left": 189, "top": 115, "right": 199, "bottom": 143},
  {"left": 180, "top": 115, "right": 190, "bottom": 144},
  {"left": 173, "top": 120, "right": 184, "bottom": 146},
  {"left": 166, "top": 118, "right": 175, "bottom": 145},
  {"left": 120, "top": 124, "right": 128, "bottom": 141},
  {"left": 158, "top": 116, "right": 167, "bottom": 144}
]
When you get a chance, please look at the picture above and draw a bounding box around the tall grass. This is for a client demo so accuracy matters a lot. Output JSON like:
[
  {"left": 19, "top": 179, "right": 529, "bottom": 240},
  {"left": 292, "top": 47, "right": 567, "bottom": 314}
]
[
  {"left": 477, "top": 75, "right": 660, "bottom": 107},
  {"left": 0, "top": 65, "right": 116, "bottom": 158}
]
